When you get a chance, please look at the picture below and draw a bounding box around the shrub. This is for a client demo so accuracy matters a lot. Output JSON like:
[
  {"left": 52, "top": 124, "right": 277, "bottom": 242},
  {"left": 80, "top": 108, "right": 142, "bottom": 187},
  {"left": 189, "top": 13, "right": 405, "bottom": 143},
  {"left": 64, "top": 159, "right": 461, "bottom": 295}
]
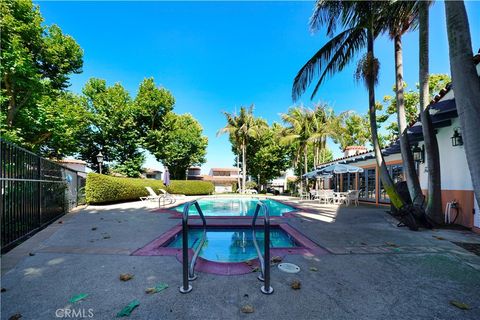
[
  {"left": 85, "top": 173, "right": 165, "bottom": 204},
  {"left": 245, "top": 181, "right": 257, "bottom": 189},
  {"left": 167, "top": 180, "right": 214, "bottom": 195}
]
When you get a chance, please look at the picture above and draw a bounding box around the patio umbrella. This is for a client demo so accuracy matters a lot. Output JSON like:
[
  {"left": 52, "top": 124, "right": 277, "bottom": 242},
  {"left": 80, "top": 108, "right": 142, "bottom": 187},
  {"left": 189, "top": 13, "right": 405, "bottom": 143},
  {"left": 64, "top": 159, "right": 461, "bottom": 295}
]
[
  {"left": 316, "top": 163, "right": 364, "bottom": 175},
  {"left": 302, "top": 170, "right": 333, "bottom": 179},
  {"left": 302, "top": 170, "right": 318, "bottom": 179},
  {"left": 163, "top": 167, "right": 170, "bottom": 186}
]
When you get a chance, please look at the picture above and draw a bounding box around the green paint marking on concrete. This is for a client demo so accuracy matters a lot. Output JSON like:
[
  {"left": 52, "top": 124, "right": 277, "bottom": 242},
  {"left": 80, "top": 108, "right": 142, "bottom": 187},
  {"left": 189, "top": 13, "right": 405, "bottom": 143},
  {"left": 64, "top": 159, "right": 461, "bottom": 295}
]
[
  {"left": 116, "top": 300, "right": 140, "bottom": 317},
  {"left": 69, "top": 293, "right": 88, "bottom": 303}
]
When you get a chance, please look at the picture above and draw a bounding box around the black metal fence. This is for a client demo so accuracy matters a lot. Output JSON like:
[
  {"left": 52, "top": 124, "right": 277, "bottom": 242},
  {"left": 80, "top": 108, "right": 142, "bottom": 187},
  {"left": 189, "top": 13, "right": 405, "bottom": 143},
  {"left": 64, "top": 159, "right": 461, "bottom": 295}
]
[{"left": 1, "top": 138, "right": 85, "bottom": 252}]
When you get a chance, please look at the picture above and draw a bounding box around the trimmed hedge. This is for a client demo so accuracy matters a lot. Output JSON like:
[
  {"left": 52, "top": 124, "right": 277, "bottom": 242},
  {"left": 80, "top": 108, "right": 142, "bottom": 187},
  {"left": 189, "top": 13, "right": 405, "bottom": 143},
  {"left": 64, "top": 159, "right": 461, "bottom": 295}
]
[
  {"left": 85, "top": 173, "right": 166, "bottom": 204},
  {"left": 167, "top": 180, "right": 214, "bottom": 195}
]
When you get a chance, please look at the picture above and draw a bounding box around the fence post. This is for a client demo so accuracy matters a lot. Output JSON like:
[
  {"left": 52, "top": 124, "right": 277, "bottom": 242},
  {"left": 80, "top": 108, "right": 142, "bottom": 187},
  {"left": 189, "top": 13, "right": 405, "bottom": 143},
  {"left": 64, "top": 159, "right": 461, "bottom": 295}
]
[{"left": 38, "top": 157, "right": 42, "bottom": 226}]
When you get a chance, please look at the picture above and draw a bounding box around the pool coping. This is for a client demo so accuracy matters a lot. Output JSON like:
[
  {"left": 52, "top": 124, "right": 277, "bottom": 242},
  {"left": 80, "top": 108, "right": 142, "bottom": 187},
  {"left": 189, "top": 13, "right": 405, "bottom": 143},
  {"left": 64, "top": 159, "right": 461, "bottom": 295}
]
[
  {"left": 132, "top": 222, "right": 328, "bottom": 275},
  {"left": 153, "top": 197, "right": 313, "bottom": 220}
]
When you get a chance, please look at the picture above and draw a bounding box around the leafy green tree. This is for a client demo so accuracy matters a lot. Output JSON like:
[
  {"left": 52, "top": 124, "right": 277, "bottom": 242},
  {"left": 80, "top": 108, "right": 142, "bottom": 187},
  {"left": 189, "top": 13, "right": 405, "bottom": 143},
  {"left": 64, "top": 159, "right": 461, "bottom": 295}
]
[
  {"left": 110, "top": 154, "right": 146, "bottom": 178},
  {"left": 79, "top": 78, "right": 144, "bottom": 175},
  {"left": 0, "top": 0, "right": 83, "bottom": 148},
  {"left": 379, "top": 75, "right": 451, "bottom": 141},
  {"left": 134, "top": 77, "right": 175, "bottom": 136},
  {"left": 36, "top": 92, "right": 91, "bottom": 158},
  {"left": 335, "top": 112, "right": 370, "bottom": 151},
  {"left": 247, "top": 123, "right": 293, "bottom": 188},
  {"left": 147, "top": 112, "right": 208, "bottom": 179}
]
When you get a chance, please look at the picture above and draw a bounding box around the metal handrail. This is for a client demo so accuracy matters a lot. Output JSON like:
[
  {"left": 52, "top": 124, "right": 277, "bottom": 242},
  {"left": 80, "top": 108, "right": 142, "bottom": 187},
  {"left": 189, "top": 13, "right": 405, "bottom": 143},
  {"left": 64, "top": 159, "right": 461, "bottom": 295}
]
[
  {"left": 179, "top": 200, "right": 207, "bottom": 294},
  {"left": 252, "top": 201, "right": 274, "bottom": 294}
]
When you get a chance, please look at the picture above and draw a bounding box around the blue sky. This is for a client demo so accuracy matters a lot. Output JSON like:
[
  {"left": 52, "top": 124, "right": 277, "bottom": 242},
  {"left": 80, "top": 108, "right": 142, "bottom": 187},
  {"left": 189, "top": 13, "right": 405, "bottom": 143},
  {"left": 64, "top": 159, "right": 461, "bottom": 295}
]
[{"left": 37, "top": 1, "right": 480, "bottom": 173}]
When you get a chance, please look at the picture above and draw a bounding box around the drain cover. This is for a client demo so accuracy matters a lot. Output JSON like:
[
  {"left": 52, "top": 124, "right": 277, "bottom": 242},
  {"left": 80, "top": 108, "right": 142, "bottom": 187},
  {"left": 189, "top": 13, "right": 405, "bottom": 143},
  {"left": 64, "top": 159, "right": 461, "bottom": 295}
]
[{"left": 278, "top": 263, "right": 300, "bottom": 273}]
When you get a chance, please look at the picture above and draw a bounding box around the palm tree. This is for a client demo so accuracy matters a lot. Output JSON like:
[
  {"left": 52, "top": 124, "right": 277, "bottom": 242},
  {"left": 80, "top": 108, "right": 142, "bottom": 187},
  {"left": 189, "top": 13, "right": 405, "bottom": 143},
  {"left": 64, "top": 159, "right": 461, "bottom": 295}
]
[
  {"left": 280, "top": 107, "right": 314, "bottom": 187},
  {"left": 292, "top": 0, "right": 406, "bottom": 209},
  {"left": 386, "top": 2, "right": 424, "bottom": 207},
  {"left": 218, "top": 105, "right": 264, "bottom": 193},
  {"left": 444, "top": 0, "right": 480, "bottom": 208},
  {"left": 419, "top": 1, "right": 443, "bottom": 223},
  {"left": 310, "top": 104, "right": 346, "bottom": 168}
]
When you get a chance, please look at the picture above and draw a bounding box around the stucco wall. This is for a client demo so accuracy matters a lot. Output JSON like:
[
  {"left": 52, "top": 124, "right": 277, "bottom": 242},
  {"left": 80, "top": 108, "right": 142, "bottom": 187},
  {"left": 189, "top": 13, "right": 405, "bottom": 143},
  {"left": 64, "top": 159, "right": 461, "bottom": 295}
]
[{"left": 419, "top": 117, "right": 472, "bottom": 191}]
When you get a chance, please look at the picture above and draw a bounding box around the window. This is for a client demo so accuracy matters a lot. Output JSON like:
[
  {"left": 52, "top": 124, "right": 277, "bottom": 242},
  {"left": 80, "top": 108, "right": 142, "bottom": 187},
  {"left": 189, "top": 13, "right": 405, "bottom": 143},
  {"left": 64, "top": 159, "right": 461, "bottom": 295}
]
[
  {"left": 341, "top": 173, "right": 356, "bottom": 192},
  {"left": 359, "top": 168, "right": 376, "bottom": 201},
  {"left": 379, "top": 164, "right": 404, "bottom": 203},
  {"left": 213, "top": 171, "right": 231, "bottom": 176}
]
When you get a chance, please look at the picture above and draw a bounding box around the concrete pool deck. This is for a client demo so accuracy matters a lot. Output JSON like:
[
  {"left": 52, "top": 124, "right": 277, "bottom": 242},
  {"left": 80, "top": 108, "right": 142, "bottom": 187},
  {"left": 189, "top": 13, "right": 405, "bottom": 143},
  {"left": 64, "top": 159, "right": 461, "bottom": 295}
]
[{"left": 1, "top": 197, "right": 480, "bottom": 319}]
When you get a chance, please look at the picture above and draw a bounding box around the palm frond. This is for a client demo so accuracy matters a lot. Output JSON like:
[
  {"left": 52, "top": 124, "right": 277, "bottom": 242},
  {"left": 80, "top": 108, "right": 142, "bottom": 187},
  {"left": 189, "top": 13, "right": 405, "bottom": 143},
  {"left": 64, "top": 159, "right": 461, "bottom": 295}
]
[
  {"left": 308, "top": 27, "right": 367, "bottom": 100},
  {"left": 292, "top": 28, "right": 357, "bottom": 101}
]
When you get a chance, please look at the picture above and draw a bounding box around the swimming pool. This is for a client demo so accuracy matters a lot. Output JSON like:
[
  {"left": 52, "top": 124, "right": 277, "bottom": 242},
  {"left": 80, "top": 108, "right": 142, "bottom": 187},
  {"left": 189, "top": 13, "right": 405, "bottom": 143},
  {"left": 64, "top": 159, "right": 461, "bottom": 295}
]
[
  {"left": 165, "top": 227, "right": 298, "bottom": 262},
  {"left": 172, "top": 198, "right": 294, "bottom": 217}
]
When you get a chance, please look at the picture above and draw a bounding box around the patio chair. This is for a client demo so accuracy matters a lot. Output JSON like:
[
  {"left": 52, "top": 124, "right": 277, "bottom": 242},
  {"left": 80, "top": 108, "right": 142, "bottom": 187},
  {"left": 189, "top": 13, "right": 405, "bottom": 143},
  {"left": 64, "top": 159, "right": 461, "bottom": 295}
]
[
  {"left": 299, "top": 190, "right": 310, "bottom": 200},
  {"left": 140, "top": 187, "right": 162, "bottom": 202},
  {"left": 347, "top": 190, "right": 360, "bottom": 207},
  {"left": 325, "top": 190, "right": 335, "bottom": 204},
  {"left": 317, "top": 190, "right": 334, "bottom": 204}
]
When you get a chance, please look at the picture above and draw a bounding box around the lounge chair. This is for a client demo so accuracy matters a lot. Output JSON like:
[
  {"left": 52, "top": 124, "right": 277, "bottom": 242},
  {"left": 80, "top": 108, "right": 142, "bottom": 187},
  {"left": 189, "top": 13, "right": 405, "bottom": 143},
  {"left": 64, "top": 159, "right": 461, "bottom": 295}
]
[{"left": 140, "top": 187, "right": 162, "bottom": 202}]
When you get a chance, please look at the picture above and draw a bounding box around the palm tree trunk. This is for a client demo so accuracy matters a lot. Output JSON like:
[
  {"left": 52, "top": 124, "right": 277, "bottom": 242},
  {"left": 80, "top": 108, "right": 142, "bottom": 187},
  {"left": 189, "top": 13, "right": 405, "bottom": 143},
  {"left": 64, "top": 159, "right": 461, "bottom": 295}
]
[
  {"left": 236, "top": 153, "right": 241, "bottom": 192},
  {"left": 304, "top": 147, "right": 308, "bottom": 191},
  {"left": 394, "top": 34, "right": 423, "bottom": 205},
  {"left": 419, "top": 2, "right": 443, "bottom": 224},
  {"left": 367, "top": 25, "right": 405, "bottom": 209},
  {"left": 242, "top": 143, "right": 247, "bottom": 193},
  {"left": 445, "top": 0, "right": 480, "bottom": 208}
]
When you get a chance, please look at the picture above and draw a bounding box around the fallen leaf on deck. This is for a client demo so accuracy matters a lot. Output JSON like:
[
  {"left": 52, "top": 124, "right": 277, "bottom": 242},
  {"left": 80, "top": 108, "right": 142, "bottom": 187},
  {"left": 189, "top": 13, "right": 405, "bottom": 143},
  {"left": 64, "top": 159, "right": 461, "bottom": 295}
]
[
  {"left": 91, "top": 227, "right": 97, "bottom": 231},
  {"left": 271, "top": 256, "right": 282, "bottom": 263},
  {"left": 309, "top": 267, "right": 318, "bottom": 272},
  {"left": 433, "top": 236, "right": 446, "bottom": 240},
  {"left": 1, "top": 288, "right": 6, "bottom": 292},
  {"left": 241, "top": 305, "right": 254, "bottom": 313},
  {"left": 28, "top": 253, "right": 35, "bottom": 256},
  {"left": 116, "top": 300, "right": 140, "bottom": 317},
  {"left": 69, "top": 293, "right": 89, "bottom": 303},
  {"left": 385, "top": 242, "right": 398, "bottom": 247},
  {"left": 291, "top": 280, "right": 301, "bottom": 290},
  {"left": 119, "top": 273, "right": 134, "bottom": 281},
  {"left": 450, "top": 300, "right": 471, "bottom": 310},
  {"left": 145, "top": 283, "right": 168, "bottom": 294},
  {"left": 58, "top": 221, "right": 63, "bottom": 224},
  {"left": 103, "top": 235, "right": 111, "bottom": 239},
  {"left": 8, "top": 313, "right": 22, "bottom": 320}
]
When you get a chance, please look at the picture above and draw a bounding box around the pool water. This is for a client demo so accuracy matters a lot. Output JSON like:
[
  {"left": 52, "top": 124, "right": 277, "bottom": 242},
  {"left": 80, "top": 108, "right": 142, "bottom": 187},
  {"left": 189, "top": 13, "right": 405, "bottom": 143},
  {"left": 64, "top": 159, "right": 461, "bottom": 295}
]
[
  {"left": 173, "top": 198, "right": 294, "bottom": 217},
  {"left": 165, "top": 228, "right": 298, "bottom": 262}
]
